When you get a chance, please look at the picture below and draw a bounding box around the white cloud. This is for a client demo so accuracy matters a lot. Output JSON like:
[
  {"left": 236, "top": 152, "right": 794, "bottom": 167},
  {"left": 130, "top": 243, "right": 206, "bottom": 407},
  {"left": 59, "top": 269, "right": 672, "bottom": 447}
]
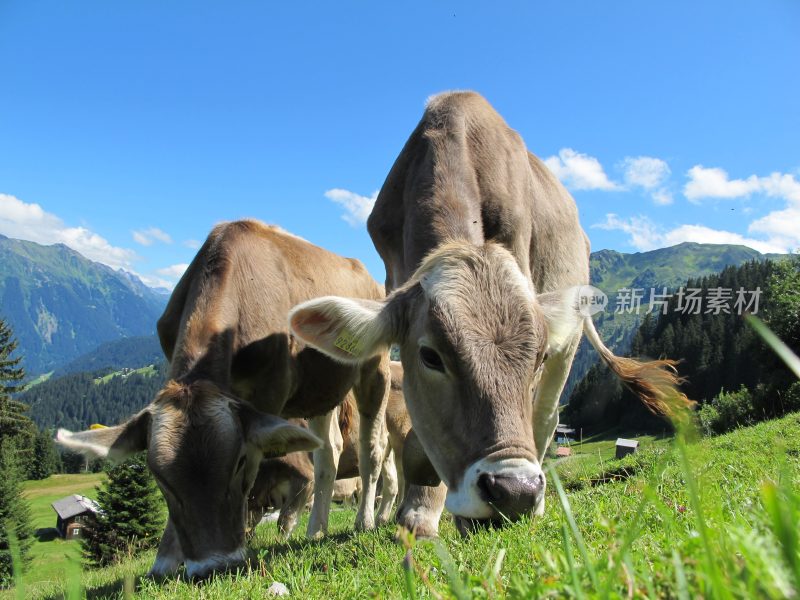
[
  {"left": 132, "top": 226, "right": 173, "bottom": 246},
  {"left": 684, "top": 166, "right": 800, "bottom": 203},
  {"left": 324, "top": 188, "right": 378, "bottom": 226},
  {"left": 651, "top": 189, "right": 674, "bottom": 206},
  {"left": 183, "top": 239, "right": 201, "bottom": 249},
  {"left": 621, "top": 156, "right": 671, "bottom": 189},
  {"left": 593, "top": 214, "right": 663, "bottom": 251},
  {"left": 594, "top": 213, "right": 788, "bottom": 255},
  {"left": 137, "top": 273, "right": 176, "bottom": 290},
  {"left": 618, "top": 156, "right": 673, "bottom": 205},
  {"left": 682, "top": 165, "right": 800, "bottom": 252},
  {"left": 156, "top": 263, "right": 190, "bottom": 280},
  {"left": 543, "top": 148, "right": 620, "bottom": 191},
  {"left": 748, "top": 207, "right": 800, "bottom": 253},
  {"left": 0, "top": 193, "right": 139, "bottom": 269}
]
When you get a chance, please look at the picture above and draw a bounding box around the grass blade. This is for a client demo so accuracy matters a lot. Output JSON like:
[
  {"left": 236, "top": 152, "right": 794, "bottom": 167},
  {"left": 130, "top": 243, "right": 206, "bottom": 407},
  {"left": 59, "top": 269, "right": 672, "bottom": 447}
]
[
  {"left": 671, "top": 549, "right": 690, "bottom": 600},
  {"left": 561, "top": 522, "right": 585, "bottom": 600},
  {"left": 745, "top": 314, "right": 800, "bottom": 378},
  {"left": 433, "top": 541, "right": 470, "bottom": 600},
  {"left": 548, "top": 465, "right": 600, "bottom": 591}
]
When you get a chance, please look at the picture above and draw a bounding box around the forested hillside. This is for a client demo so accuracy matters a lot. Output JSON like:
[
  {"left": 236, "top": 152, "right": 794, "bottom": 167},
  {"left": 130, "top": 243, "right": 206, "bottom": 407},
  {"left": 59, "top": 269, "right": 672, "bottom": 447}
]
[
  {"left": 0, "top": 235, "right": 167, "bottom": 374},
  {"left": 53, "top": 335, "right": 163, "bottom": 377},
  {"left": 563, "top": 242, "right": 789, "bottom": 400},
  {"left": 566, "top": 256, "right": 800, "bottom": 432},
  {"left": 22, "top": 363, "right": 168, "bottom": 431}
]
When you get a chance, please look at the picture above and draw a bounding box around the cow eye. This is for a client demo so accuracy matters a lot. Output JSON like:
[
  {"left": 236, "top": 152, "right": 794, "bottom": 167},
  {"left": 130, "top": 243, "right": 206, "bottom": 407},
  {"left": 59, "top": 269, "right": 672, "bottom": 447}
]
[
  {"left": 419, "top": 346, "right": 445, "bottom": 372},
  {"left": 235, "top": 455, "right": 246, "bottom": 474}
]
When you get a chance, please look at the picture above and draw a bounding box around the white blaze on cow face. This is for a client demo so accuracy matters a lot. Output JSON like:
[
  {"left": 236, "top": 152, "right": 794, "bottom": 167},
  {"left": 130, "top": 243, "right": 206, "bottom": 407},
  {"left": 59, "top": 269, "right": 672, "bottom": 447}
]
[
  {"left": 290, "top": 242, "right": 569, "bottom": 523},
  {"left": 445, "top": 457, "right": 544, "bottom": 520}
]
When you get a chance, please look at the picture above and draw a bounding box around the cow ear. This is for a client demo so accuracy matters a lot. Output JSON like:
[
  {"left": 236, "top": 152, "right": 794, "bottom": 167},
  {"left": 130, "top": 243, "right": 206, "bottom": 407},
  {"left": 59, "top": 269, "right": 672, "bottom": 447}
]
[
  {"left": 289, "top": 296, "right": 392, "bottom": 363},
  {"left": 536, "top": 287, "right": 586, "bottom": 354},
  {"left": 56, "top": 410, "right": 151, "bottom": 463},
  {"left": 246, "top": 411, "right": 322, "bottom": 458}
]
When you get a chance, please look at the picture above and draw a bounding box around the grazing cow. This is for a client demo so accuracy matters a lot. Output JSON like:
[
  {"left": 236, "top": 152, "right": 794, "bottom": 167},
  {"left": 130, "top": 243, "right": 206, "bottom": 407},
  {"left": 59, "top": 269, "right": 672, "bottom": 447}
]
[
  {"left": 249, "top": 365, "right": 408, "bottom": 535},
  {"left": 290, "top": 92, "right": 689, "bottom": 537},
  {"left": 57, "top": 220, "right": 390, "bottom": 578}
]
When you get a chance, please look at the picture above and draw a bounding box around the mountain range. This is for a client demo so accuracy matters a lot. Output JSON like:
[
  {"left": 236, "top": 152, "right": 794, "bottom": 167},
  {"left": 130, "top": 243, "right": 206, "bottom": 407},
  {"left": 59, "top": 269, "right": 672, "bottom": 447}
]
[
  {"left": 0, "top": 234, "right": 168, "bottom": 375},
  {"left": 0, "top": 234, "right": 787, "bottom": 402}
]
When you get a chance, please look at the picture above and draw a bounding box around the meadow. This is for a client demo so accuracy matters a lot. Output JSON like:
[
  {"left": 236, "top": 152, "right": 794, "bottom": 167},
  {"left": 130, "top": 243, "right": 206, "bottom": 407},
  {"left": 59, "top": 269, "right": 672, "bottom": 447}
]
[
  {"left": 18, "top": 473, "right": 106, "bottom": 588},
  {"left": 5, "top": 412, "right": 799, "bottom": 599}
]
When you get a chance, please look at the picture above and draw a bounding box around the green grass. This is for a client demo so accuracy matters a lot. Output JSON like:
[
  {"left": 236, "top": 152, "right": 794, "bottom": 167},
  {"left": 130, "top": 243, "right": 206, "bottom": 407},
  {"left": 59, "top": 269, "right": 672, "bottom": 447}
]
[
  {"left": 6, "top": 414, "right": 800, "bottom": 599},
  {"left": 18, "top": 473, "right": 106, "bottom": 589},
  {"left": 93, "top": 365, "right": 157, "bottom": 385},
  {"left": 23, "top": 371, "right": 53, "bottom": 390}
]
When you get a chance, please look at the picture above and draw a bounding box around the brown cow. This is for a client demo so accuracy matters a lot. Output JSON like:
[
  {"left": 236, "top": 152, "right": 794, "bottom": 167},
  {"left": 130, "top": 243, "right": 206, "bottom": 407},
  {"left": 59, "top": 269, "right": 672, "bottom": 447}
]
[
  {"left": 290, "top": 92, "right": 689, "bottom": 536},
  {"left": 249, "top": 363, "right": 408, "bottom": 535},
  {"left": 57, "top": 220, "right": 390, "bottom": 577}
]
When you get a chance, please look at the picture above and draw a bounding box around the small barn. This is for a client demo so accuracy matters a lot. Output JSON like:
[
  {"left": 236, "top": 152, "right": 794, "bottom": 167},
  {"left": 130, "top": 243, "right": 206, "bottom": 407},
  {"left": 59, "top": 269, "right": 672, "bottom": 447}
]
[
  {"left": 555, "top": 425, "right": 576, "bottom": 444},
  {"left": 556, "top": 446, "right": 572, "bottom": 458},
  {"left": 615, "top": 438, "right": 639, "bottom": 459},
  {"left": 52, "top": 495, "right": 99, "bottom": 540}
]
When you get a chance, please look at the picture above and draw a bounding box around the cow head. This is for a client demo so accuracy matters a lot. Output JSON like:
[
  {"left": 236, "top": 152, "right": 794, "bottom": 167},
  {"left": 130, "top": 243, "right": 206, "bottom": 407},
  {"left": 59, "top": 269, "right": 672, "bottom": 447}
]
[
  {"left": 56, "top": 380, "right": 320, "bottom": 578},
  {"left": 290, "top": 242, "right": 582, "bottom": 527}
]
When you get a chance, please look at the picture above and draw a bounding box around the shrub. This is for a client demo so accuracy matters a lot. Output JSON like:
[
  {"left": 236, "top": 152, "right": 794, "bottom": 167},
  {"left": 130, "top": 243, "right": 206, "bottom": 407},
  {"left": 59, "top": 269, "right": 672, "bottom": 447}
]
[{"left": 697, "top": 385, "right": 754, "bottom": 435}]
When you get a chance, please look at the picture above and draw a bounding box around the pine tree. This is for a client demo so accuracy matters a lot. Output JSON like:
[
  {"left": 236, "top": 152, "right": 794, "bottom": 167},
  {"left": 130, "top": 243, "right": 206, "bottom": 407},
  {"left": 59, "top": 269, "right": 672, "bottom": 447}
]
[
  {"left": 0, "top": 319, "right": 35, "bottom": 471},
  {"left": 0, "top": 440, "right": 33, "bottom": 588},
  {"left": 28, "top": 430, "right": 62, "bottom": 481},
  {"left": 82, "top": 454, "right": 165, "bottom": 568}
]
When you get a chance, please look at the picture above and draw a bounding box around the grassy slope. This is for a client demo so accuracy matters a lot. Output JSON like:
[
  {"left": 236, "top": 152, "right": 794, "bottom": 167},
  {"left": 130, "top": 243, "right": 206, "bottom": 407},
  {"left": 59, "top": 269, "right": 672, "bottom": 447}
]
[
  {"left": 8, "top": 414, "right": 800, "bottom": 599},
  {"left": 93, "top": 365, "right": 158, "bottom": 385},
  {"left": 19, "top": 473, "right": 106, "bottom": 588}
]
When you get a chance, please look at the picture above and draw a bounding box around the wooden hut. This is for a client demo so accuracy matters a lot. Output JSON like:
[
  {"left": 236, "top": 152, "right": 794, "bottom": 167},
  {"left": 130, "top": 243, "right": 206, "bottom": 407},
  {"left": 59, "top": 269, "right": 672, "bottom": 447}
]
[
  {"left": 556, "top": 446, "right": 572, "bottom": 458},
  {"left": 615, "top": 438, "right": 639, "bottom": 459},
  {"left": 52, "top": 494, "right": 99, "bottom": 540}
]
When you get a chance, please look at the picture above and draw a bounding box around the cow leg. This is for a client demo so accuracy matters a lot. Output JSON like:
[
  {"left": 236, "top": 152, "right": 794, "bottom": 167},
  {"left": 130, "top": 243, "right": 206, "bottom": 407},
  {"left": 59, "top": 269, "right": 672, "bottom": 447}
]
[
  {"left": 148, "top": 518, "right": 184, "bottom": 578},
  {"left": 353, "top": 356, "right": 390, "bottom": 530},
  {"left": 395, "top": 482, "right": 447, "bottom": 539},
  {"left": 279, "top": 478, "right": 313, "bottom": 538},
  {"left": 531, "top": 332, "right": 581, "bottom": 515},
  {"left": 306, "top": 409, "right": 342, "bottom": 538},
  {"left": 376, "top": 448, "right": 399, "bottom": 525}
]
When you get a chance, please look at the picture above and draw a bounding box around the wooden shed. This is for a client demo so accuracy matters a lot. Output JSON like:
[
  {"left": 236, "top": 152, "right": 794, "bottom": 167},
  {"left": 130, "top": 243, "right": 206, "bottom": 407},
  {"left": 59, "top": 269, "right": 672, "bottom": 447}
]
[
  {"left": 615, "top": 438, "right": 639, "bottom": 459},
  {"left": 52, "top": 494, "right": 99, "bottom": 540},
  {"left": 556, "top": 446, "right": 572, "bottom": 458},
  {"left": 555, "top": 425, "right": 576, "bottom": 444}
]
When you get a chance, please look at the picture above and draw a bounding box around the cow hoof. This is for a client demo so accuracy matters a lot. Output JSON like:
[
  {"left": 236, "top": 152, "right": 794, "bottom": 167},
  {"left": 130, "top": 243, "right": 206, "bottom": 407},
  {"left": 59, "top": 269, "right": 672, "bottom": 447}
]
[
  {"left": 147, "top": 557, "right": 182, "bottom": 579},
  {"left": 354, "top": 517, "right": 376, "bottom": 531}
]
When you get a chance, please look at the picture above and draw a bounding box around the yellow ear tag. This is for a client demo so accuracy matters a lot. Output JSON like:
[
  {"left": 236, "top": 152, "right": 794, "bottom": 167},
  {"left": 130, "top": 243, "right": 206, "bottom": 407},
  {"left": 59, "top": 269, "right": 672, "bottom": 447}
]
[
  {"left": 334, "top": 328, "right": 364, "bottom": 357},
  {"left": 89, "top": 423, "right": 108, "bottom": 430}
]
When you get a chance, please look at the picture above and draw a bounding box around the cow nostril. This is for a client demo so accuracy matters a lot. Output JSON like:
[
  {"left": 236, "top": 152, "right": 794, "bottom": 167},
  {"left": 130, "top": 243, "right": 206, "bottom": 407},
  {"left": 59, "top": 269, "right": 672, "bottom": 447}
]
[
  {"left": 477, "top": 472, "right": 541, "bottom": 519},
  {"left": 477, "top": 473, "right": 503, "bottom": 503},
  {"left": 477, "top": 472, "right": 492, "bottom": 500}
]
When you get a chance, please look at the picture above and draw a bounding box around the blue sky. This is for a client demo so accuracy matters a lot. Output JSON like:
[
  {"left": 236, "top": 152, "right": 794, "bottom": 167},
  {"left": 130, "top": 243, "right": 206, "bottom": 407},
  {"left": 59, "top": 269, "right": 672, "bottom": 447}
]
[{"left": 1, "top": 1, "right": 798, "bottom": 288}]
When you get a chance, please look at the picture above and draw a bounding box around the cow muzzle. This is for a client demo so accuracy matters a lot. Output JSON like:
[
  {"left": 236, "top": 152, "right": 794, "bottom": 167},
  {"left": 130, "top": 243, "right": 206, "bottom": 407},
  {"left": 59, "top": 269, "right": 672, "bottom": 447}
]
[
  {"left": 476, "top": 471, "right": 544, "bottom": 518},
  {"left": 184, "top": 547, "right": 248, "bottom": 580},
  {"left": 445, "top": 457, "right": 544, "bottom": 525}
]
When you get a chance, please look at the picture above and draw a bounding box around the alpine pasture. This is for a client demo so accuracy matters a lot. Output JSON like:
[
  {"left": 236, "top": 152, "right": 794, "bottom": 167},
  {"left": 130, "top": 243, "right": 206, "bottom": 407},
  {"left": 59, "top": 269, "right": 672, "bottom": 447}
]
[{"left": 7, "top": 413, "right": 799, "bottom": 599}]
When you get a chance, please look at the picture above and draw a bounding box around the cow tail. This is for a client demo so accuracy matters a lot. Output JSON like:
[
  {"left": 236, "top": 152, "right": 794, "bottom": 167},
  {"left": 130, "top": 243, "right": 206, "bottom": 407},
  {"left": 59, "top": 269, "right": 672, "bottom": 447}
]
[{"left": 582, "top": 317, "right": 694, "bottom": 417}]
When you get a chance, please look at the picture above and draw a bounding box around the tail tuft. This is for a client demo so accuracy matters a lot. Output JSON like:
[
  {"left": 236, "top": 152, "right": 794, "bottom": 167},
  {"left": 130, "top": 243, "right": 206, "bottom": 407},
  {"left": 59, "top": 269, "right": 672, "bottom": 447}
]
[{"left": 583, "top": 317, "right": 695, "bottom": 418}]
